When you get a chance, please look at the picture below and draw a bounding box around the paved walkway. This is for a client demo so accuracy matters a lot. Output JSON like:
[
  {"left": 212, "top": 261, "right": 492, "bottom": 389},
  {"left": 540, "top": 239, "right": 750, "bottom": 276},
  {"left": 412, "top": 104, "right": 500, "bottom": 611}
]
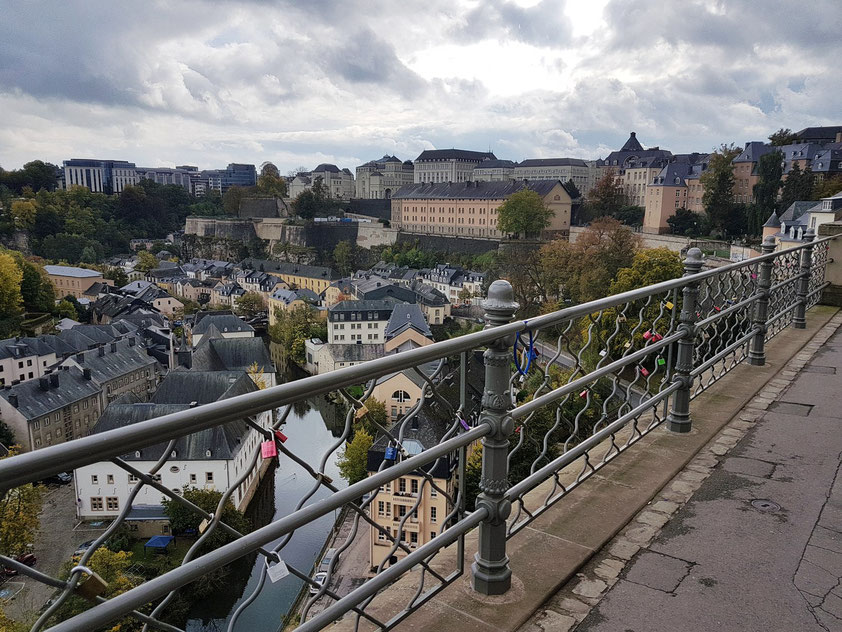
[{"left": 574, "top": 329, "right": 842, "bottom": 632}]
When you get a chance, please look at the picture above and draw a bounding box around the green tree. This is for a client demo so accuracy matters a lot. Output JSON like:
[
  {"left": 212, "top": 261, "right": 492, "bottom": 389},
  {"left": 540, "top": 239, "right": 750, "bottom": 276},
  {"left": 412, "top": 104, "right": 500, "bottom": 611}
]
[
  {"left": 134, "top": 250, "right": 158, "bottom": 272},
  {"left": 235, "top": 291, "right": 265, "bottom": 317},
  {"left": 585, "top": 169, "right": 626, "bottom": 219},
  {"left": 257, "top": 174, "right": 288, "bottom": 198},
  {"left": 780, "top": 163, "right": 815, "bottom": 211},
  {"left": 56, "top": 298, "right": 79, "bottom": 320},
  {"left": 337, "top": 427, "right": 373, "bottom": 485},
  {"left": 814, "top": 175, "right": 842, "bottom": 200},
  {"left": 701, "top": 144, "right": 741, "bottom": 234},
  {"left": 463, "top": 444, "right": 482, "bottom": 511},
  {"left": 768, "top": 128, "right": 798, "bottom": 146},
  {"left": 751, "top": 150, "right": 783, "bottom": 235},
  {"left": 333, "top": 240, "right": 355, "bottom": 276},
  {"left": 10, "top": 254, "right": 55, "bottom": 313},
  {"left": 564, "top": 178, "right": 581, "bottom": 200},
  {"left": 104, "top": 266, "right": 129, "bottom": 287},
  {"left": 613, "top": 204, "right": 645, "bottom": 227},
  {"left": 162, "top": 487, "right": 250, "bottom": 550},
  {"left": 610, "top": 248, "right": 684, "bottom": 294},
  {"left": 10, "top": 199, "right": 37, "bottom": 230},
  {"left": 497, "top": 189, "right": 554, "bottom": 238},
  {"left": 355, "top": 398, "right": 388, "bottom": 437},
  {"left": 268, "top": 305, "right": 326, "bottom": 365},
  {"left": 223, "top": 185, "right": 246, "bottom": 215},
  {"left": 667, "top": 208, "right": 708, "bottom": 236},
  {"left": 0, "top": 421, "right": 14, "bottom": 446}
]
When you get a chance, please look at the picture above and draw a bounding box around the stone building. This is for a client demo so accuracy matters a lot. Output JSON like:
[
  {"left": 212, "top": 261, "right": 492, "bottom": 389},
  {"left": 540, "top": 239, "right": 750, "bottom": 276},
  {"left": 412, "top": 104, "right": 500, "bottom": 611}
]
[
  {"left": 289, "top": 164, "right": 354, "bottom": 200},
  {"left": 413, "top": 149, "right": 496, "bottom": 184},
  {"left": 356, "top": 155, "right": 414, "bottom": 199},
  {"left": 513, "top": 158, "right": 593, "bottom": 195}
]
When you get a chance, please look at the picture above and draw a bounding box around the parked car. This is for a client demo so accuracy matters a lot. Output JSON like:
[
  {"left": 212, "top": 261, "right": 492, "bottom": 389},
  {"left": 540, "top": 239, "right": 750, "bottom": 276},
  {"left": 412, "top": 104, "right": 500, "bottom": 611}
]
[
  {"left": 15, "top": 553, "right": 36, "bottom": 567},
  {"left": 309, "top": 571, "right": 327, "bottom": 595},
  {"left": 2, "top": 566, "right": 17, "bottom": 577},
  {"left": 43, "top": 472, "right": 72, "bottom": 486},
  {"left": 318, "top": 548, "right": 336, "bottom": 574},
  {"left": 72, "top": 539, "right": 97, "bottom": 560}
]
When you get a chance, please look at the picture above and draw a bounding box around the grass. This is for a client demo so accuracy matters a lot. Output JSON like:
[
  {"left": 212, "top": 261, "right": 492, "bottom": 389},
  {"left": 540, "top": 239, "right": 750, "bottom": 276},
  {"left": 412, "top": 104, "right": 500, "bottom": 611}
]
[{"left": 127, "top": 538, "right": 193, "bottom": 576}]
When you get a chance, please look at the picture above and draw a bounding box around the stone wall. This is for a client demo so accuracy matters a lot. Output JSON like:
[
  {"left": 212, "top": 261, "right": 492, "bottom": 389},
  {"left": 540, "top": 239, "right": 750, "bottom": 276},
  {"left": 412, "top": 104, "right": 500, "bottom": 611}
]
[
  {"left": 357, "top": 223, "right": 398, "bottom": 248},
  {"left": 395, "top": 232, "right": 500, "bottom": 255},
  {"left": 570, "top": 226, "right": 730, "bottom": 254}
]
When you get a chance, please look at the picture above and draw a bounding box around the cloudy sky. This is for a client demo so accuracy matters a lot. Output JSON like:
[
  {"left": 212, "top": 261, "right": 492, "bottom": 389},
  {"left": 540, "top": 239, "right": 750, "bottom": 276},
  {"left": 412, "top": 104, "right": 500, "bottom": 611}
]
[{"left": 0, "top": 0, "right": 839, "bottom": 173}]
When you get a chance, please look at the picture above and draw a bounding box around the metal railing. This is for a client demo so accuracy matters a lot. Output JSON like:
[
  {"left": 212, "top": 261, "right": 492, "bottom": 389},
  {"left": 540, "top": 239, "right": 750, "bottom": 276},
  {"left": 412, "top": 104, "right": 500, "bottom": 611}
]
[{"left": 0, "top": 230, "right": 834, "bottom": 632}]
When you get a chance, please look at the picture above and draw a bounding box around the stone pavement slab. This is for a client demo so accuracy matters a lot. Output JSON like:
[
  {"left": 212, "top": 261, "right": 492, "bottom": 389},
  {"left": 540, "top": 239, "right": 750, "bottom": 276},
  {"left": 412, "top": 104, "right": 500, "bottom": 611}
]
[{"left": 574, "top": 328, "right": 842, "bottom": 632}]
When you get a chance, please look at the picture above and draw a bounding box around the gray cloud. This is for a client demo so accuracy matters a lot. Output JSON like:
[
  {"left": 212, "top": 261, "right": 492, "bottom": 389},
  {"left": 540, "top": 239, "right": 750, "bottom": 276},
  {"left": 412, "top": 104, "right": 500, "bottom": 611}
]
[{"left": 454, "top": 0, "right": 573, "bottom": 47}]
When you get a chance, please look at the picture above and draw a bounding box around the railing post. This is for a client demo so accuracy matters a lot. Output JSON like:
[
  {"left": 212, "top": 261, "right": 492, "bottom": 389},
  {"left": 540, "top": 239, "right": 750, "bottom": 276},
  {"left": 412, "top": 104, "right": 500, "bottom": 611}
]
[
  {"left": 748, "top": 236, "right": 776, "bottom": 365},
  {"left": 793, "top": 228, "right": 816, "bottom": 329},
  {"left": 667, "top": 247, "right": 703, "bottom": 433},
  {"left": 471, "top": 280, "right": 518, "bottom": 595}
]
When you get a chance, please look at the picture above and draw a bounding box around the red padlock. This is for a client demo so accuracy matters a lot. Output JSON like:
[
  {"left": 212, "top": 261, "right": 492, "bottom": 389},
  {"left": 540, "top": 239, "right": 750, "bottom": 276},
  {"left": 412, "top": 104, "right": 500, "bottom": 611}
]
[{"left": 274, "top": 430, "right": 288, "bottom": 443}]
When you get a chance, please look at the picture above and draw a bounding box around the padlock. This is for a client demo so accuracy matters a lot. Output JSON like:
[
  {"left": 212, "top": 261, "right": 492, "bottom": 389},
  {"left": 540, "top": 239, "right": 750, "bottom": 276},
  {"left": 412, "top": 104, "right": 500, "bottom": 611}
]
[
  {"left": 642, "top": 330, "right": 652, "bottom": 340},
  {"left": 261, "top": 440, "right": 277, "bottom": 459},
  {"left": 639, "top": 366, "right": 650, "bottom": 377},
  {"left": 274, "top": 430, "right": 288, "bottom": 443},
  {"left": 665, "top": 301, "right": 674, "bottom": 310},
  {"left": 384, "top": 446, "right": 398, "bottom": 462},
  {"left": 72, "top": 566, "right": 108, "bottom": 602},
  {"left": 579, "top": 389, "right": 588, "bottom": 398},
  {"left": 459, "top": 418, "right": 470, "bottom": 431},
  {"left": 355, "top": 404, "right": 369, "bottom": 419},
  {"left": 657, "top": 358, "right": 666, "bottom": 366}
]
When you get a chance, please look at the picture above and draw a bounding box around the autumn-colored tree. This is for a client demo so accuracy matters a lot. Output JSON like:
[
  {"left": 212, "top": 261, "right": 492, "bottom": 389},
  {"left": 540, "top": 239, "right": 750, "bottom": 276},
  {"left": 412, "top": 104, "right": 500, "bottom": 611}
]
[
  {"left": 247, "top": 361, "right": 267, "bottom": 390},
  {"left": 463, "top": 444, "right": 483, "bottom": 511},
  {"left": 585, "top": 169, "right": 627, "bottom": 219},
  {"left": 497, "top": 189, "right": 554, "bottom": 238},
  {"left": 235, "top": 291, "right": 265, "bottom": 317},
  {"left": 337, "top": 426, "right": 373, "bottom": 485},
  {"left": 256, "top": 174, "right": 288, "bottom": 198},
  {"left": 134, "top": 250, "right": 158, "bottom": 272},
  {"left": 10, "top": 199, "right": 37, "bottom": 230},
  {"left": 0, "top": 448, "right": 44, "bottom": 556},
  {"left": 814, "top": 175, "right": 842, "bottom": 201},
  {"left": 0, "top": 252, "right": 24, "bottom": 320},
  {"left": 609, "top": 248, "right": 684, "bottom": 295},
  {"left": 355, "top": 398, "right": 388, "bottom": 438}
]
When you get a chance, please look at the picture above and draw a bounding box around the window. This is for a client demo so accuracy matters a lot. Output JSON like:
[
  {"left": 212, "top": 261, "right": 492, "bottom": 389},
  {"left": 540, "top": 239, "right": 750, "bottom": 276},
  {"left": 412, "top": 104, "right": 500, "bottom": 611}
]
[
  {"left": 90, "top": 497, "right": 104, "bottom": 511},
  {"left": 106, "top": 474, "right": 114, "bottom": 484},
  {"left": 106, "top": 497, "right": 119, "bottom": 511},
  {"left": 430, "top": 487, "right": 437, "bottom": 498},
  {"left": 128, "top": 474, "right": 138, "bottom": 484},
  {"left": 410, "top": 532, "right": 418, "bottom": 546},
  {"left": 34, "top": 420, "right": 40, "bottom": 430},
  {"left": 91, "top": 475, "right": 99, "bottom": 484},
  {"left": 206, "top": 472, "right": 214, "bottom": 483},
  {"left": 398, "top": 478, "right": 406, "bottom": 493},
  {"left": 377, "top": 529, "right": 388, "bottom": 542},
  {"left": 411, "top": 479, "right": 419, "bottom": 495},
  {"left": 190, "top": 473, "right": 197, "bottom": 484},
  {"left": 430, "top": 507, "right": 437, "bottom": 522},
  {"left": 430, "top": 531, "right": 436, "bottom": 540}
]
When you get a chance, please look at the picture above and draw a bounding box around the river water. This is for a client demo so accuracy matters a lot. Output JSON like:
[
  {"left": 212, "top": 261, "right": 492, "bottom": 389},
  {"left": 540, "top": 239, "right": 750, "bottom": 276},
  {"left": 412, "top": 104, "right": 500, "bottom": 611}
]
[{"left": 185, "top": 373, "right": 348, "bottom": 631}]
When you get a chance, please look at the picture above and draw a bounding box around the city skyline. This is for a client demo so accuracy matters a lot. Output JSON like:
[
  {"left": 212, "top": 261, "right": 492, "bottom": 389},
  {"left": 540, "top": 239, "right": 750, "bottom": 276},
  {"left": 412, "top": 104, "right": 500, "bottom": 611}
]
[{"left": 1, "top": 1, "right": 839, "bottom": 172}]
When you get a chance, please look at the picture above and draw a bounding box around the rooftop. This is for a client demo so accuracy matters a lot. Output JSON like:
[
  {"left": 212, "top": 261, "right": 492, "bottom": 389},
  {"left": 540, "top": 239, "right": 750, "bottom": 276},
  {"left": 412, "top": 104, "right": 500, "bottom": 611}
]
[
  {"left": 44, "top": 265, "right": 102, "bottom": 278},
  {"left": 392, "top": 179, "right": 567, "bottom": 200}
]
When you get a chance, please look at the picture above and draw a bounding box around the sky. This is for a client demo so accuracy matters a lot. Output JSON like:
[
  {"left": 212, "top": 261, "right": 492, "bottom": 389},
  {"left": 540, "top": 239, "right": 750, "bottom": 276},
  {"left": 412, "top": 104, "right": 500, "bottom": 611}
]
[{"left": 0, "top": 0, "right": 840, "bottom": 174}]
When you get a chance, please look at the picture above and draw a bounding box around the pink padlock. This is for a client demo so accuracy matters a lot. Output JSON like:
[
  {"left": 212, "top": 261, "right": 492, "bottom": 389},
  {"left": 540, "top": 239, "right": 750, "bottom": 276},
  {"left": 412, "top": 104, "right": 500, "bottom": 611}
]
[
  {"left": 639, "top": 366, "right": 650, "bottom": 377},
  {"left": 261, "top": 440, "right": 278, "bottom": 459}
]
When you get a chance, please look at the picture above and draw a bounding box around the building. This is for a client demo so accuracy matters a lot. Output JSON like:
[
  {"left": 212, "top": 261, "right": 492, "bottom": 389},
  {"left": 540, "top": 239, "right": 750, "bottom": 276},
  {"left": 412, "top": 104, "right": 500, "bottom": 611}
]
[
  {"left": 190, "top": 312, "right": 255, "bottom": 347},
  {"left": 416, "top": 265, "right": 484, "bottom": 305},
  {"left": 45, "top": 265, "right": 107, "bottom": 299},
  {"left": 328, "top": 300, "right": 396, "bottom": 344},
  {"left": 470, "top": 159, "right": 517, "bottom": 183},
  {"left": 289, "top": 164, "right": 354, "bottom": 200},
  {"left": 120, "top": 282, "right": 184, "bottom": 318},
  {"left": 210, "top": 281, "right": 246, "bottom": 308},
  {"left": 383, "top": 303, "right": 433, "bottom": 355},
  {"left": 62, "top": 159, "right": 138, "bottom": 194},
  {"left": 134, "top": 166, "right": 196, "bottom": 193},
  {"left": 643, "top": 162, "right": 694, "bottom": 234},
  {"left": 793, "top": 126, "right": 842, "bottom": 145},
  {"left": 413, "top": 149, "right": 496, "bottom": 184},
  {"left": 308, "top": 341, "right": 384, "bottom": 374},
  {"left": 73, "top": 371, "right": 273, "bottom": 522},
  {"left": 356, "top": 155, "right": 414, "bottom": 199},
  {"left": 391, "top": 179, "right": 573, "bottom": 239},
  {"left": 764, "top": 191, "right": 842, "bottom": 248},
  {"left": 732, "top": 142, "right": 776, "bottom": 204},
  {"left": 409, "top": 281, "right": 450, "bottom": 324},
  {"left": 267, "top": 288, "right": 321, "bottom": 326},
  {"left": 599, "top": 133, "right": 674, "bottom": 206},
  {"left": 0, "top": 367, "right": 102, "bottom": 451},
  {"left": 238, "top": 259, "right": 339, "bottom": 294},
  {"left": 186, "top": 333, "right": 276, "bottom": 388},
  {"left": 0, "top": 337, "right": 59, "bottom": 386},
  {"left": 513, "top": 158, "right": 592, "bottom": 195}
]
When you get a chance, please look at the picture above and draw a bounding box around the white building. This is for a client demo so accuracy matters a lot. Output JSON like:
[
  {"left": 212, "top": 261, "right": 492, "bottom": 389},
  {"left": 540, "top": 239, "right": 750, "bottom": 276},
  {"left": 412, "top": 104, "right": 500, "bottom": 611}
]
[
  {"left": 74, "top": 371, "right": 273, "bottom": 521},
  {"left": 355, "top": 155, "right": 414, "bottom": 199},
  {"left": 471, "top": 159, "right": 517, "bottom": 182},
  {"left": 327, "top": 300, "right": 396, "bottom": 345},
  {"left": 416, "top": 264, "right": 484, "bottom": 305},
  {"left": 62, "top": 159, "right": 139, "bottom": 194},
  {"left": 513, "top": 158, "right": 592, "bottom": 195},
  {"left": 413, "top": 149, "right": 496, "bottom": 184},
  {"left": 289, "top": 164, "right": 355, "bottom": 200}
]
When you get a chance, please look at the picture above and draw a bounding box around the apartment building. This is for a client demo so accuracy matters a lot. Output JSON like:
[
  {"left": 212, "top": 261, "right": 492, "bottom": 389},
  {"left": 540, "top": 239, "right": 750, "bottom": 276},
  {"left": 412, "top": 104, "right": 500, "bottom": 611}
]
[
  {"left": 289, "top": 164, "right": 355, "bottom": 200},
  {"left": 413, "top": 149, "right": 496, "bottom": 184},
  {"left": 391, "top": 179, "right": 573, "bottom": 239},
  {"left": 416, "top": 264, "right": 484, "bottom": 305},
  {"left": 45, "top": 265, "right": 108, "bottom": 299},
  {"left": 471, "top": 159, "right": 517, "bottom": 182},
  {"left": 238, "top": 260, "right": 340, "bottom": 294},
  {"left": 190, "top": 312, "right": 255, "bottom": 347},
  {"left": 732, "top": 142, "right": 776, "bottom": 203},
  {"left": 356, "top": 155, "right": 414, "bottom": 199},
  {"left": 267, "top": 288, "right": 321, "bottom": 326},
  {"left": 328, "top": 300, "right": 396, "bottom": 344},
  {"left": 513, "top": 158, "right": 593, "bottom": 195},
  {"left": 600, "top": 132, "right": 673, "bottom": 206}
]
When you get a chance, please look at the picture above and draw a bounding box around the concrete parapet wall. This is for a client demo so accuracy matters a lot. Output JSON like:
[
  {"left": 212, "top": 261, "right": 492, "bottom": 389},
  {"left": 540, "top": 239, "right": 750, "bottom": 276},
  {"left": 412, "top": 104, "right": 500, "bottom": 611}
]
[{"left": 396, "top": 232, "right": 500, "bottom": 255}]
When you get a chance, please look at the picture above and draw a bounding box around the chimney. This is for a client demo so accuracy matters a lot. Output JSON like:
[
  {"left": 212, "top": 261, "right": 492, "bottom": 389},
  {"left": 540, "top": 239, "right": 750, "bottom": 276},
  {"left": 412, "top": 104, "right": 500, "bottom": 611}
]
[
  {"left": 630, "top": 131, "right": 636, "bottom": 138},
  {"left": 411, "top": 418, "right": 419, "bottom": 430},
  {"left": 8, "top": 394, "right": 17, "bottom": 408},
  {"left": 837, "top": 132, "right": 842, "bottom": 143},
  {"left": 98, "top": 346, "right": 105, "bottom": 357},
  {"left": 50, "top": 373, "right": 59, "bottom": 387},
  {"left": 110, "top": 342, "right": 117, "bottom": 353},
  {"left": 128, "top": 337, "right": 136, "bottom": 347},
  {"left": 76, "top": 352, "right": 84, "bottom": 363},
  {"left": 39, "top": 376, "right": 49, "bottom": 391},
  {"left": 83, "top": 367, "right": 92, "bottom": 380}
]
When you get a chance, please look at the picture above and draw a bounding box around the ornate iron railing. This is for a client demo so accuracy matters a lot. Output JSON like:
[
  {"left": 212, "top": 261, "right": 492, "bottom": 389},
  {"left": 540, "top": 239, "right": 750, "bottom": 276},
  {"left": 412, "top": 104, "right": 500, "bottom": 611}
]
[{"left": 0, "top": 231, "right": 833, "bottom": 632}]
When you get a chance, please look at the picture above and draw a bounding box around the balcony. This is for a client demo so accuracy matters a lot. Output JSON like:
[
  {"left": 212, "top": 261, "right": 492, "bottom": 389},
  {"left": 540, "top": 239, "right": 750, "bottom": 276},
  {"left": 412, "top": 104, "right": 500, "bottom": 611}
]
[{"left": 1, "top": 232, "right": 840, "bottom": 631}]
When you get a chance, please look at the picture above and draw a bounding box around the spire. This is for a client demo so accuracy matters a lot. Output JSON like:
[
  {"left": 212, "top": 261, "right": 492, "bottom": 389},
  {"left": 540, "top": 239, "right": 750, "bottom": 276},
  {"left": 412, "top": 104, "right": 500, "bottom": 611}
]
[
  {"left": 176, "top": 328, "right": 192, "bottom": 369},
  {"left": 620, "top": 131, "right": 644, "bottom": 152}
]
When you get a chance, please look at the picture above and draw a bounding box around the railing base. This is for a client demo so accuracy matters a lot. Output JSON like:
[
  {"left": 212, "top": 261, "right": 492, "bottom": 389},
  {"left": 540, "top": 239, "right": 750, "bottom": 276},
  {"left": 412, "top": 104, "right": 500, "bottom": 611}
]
[{"left": 471, "top": 558, "right": 512, "bottom": 595}]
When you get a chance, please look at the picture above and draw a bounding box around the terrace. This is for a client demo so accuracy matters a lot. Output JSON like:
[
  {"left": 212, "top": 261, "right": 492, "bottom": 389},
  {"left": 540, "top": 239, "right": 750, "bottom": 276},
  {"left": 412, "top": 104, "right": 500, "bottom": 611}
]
[{"left": 2, "top": 226, "right": 842, "bottom": 631}]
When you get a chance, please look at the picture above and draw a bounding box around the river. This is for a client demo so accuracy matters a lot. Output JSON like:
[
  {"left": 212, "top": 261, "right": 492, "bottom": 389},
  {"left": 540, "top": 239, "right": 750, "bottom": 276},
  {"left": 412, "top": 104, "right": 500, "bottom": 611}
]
[{"left": 185, "top": 357, "right": 348, "bottom": 632}]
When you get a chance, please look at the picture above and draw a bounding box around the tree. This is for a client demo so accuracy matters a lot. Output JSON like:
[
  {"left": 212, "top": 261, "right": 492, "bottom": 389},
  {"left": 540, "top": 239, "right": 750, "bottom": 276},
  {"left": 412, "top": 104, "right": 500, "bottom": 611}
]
[
  {"left": 10, "top": 254, "right": 55, "bottom": 313},
  {"left": 0, "top": 421, "right": 14, "bottom": 446},
  {"left": 610, "top": 248, "right": 684, "bottom": 294},
  {"left": 257, "top": 174, "right": 288, "bottom": 198},
  {"left": 355, "top": 398, "right": 388, "bottom": 437},
  {"left": 464, "top": 444, "right": 483, "bottom": 511},
  {"left": 564, "top": 178, "right": 581, "bottom": 200},
  {"left": 333, "top": 240, "right": 355, "bottom": 276},
  {"left": 0, "top": 252, "right": 24, "bottom": 321},
  {"left": 134, "top": 250, "right": 158, "bottom": 272},
  {"left": 780, "top": 163, "right": 814, "bottom": 211},
  {"left": 701, "top": 144, "right": 741, "bottom": 234},
  {"left": 162, "top": 487, "right": 250, "bottom": 550},
  {"left": 235, "top": 291, "right": 265, "bottom": 317},
  {"left": 223, "top": 186, "right": 246, "bottom": 215},
  {"left": 268, "top": 305, "right": 326, "bottom": 365},
  {"left": 751, "top": 150, "right": 783, "bottom": 235},
  {"left": 667, "top": 208, "right": 708, "bottom": 236},
  {"left": 9, "top": 199, "right": 37, "bottom": 230},
  {"left": 613, "top": 205, "right": 645, "bottom": 227},
  {"left": 56, "top": 298, "right": 79, "bottom": 320},
  {"left": 769, "top": 128, "right": 798, "bottom": 146},
  {"left": 496, "top": 189, "right": 554, "bottom": 238},
  {"left": 247, "top": 362, "right": 268, "bottom": 390},
  {"left": 585, "top": 169, "right": 626, "bottom": 219},
  {"left": 103, "top": 266, "right": 129, "bottom": 287},
  {"left": 0, "top": 451, "right": 44, "bottom": 556},
  {"left": 814, "top": 175, "right": 842, "bottom": 200},
  {"left": 337, "top": 427, "right": 373, "bottom": 485}
]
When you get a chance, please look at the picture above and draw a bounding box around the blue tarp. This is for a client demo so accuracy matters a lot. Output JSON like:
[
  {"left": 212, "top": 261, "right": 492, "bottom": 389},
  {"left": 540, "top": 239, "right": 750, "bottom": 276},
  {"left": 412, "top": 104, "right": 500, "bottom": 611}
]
[{"left": 144, "top": 535, "right": 174, "bottom": 550}]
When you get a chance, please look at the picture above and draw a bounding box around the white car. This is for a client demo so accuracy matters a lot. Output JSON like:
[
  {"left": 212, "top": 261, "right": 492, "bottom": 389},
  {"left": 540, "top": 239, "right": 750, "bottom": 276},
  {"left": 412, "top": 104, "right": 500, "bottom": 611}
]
[{"left": 309, "top": 571, "right": 328, "bottom": 595}]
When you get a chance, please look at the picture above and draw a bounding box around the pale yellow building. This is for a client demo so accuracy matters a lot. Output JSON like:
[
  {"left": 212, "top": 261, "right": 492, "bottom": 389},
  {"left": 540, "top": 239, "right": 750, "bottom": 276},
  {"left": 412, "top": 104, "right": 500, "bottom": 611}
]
[
  {"left": 45, "top": 265, "right": 109, "bottom": 299},
  {"left": 391, "top": 179, "right": 573, "bottom": 239}
]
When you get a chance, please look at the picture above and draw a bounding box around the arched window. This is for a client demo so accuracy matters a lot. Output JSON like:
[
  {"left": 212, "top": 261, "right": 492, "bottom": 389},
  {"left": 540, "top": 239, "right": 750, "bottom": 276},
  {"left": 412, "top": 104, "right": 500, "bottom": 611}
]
[{"left": 392, "top": 390, "right": 411, "bottom": 403}]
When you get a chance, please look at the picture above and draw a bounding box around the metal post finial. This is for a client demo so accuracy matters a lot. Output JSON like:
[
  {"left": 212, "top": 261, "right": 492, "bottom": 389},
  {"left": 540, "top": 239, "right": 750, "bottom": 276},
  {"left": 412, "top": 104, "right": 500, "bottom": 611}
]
[
  {"left": 794, "top": 229, "right": 816, "bottom": 329},
  {"left": 748, "top": 239, "right": 776, "bottom": 365}
]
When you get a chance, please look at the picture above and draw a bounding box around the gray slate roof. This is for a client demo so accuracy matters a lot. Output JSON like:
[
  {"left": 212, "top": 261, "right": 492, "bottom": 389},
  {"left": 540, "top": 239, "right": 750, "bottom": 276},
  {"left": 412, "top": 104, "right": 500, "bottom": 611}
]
[
  {"left": 0, "top": 366, "right": 100, "bottom": 420},
  {"left": 237, "top": 259, "right": 339, "bottom": 281},
  {"left": 151, "top": 371, "right": 254, "bottom": 405},
  {"left": 44, "top": 265, "right": 101, "bottom": 278},
  {"left": 192, "top": 313, "right": 254, "bottom": 335},
  {"left": 64, "top": 338, "right": 156, "bottom": 385},
  {"left": 325, "top": 344, "right": 385, "bottom": 363},
  {"left": 620, "top": 132, "right": 644, "bottom": 152},
  {"left": 385, "top": 303, "right": 431, "bottom": 339},
  {"left": 517, "top": 158, "right": 588, "bottom": 168},
  {"left": 415, "top": 149, "right": 496, "bottom": 162},
  {"left": 191, "top": 338, "right": 274, "bottom": 374},
  {"left": 763, "top": 212, "right": 781, "bottom": 228}
]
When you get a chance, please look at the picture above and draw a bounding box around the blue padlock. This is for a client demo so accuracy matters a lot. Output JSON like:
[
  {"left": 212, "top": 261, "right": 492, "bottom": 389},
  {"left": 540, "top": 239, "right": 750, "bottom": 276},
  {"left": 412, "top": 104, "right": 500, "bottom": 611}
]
[{"left": 385, "top": 446, "right": 398, "bottom": 462}]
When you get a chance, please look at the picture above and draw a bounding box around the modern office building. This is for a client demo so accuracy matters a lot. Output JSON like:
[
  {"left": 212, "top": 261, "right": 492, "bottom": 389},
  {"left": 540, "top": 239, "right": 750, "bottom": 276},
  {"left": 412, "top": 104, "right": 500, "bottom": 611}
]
[{"left": 62, "top": 159, "right": 139, "bottom": 194}]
